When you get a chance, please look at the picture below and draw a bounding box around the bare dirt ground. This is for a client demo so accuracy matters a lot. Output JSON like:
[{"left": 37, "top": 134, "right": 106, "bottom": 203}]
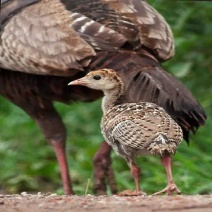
[{"left": 0, "top": 193, "right": 211, "bottom": 212}]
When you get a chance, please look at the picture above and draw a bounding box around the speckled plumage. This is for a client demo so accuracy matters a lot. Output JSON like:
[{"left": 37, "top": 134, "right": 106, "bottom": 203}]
[{"left": 102, "top": 102, "right": 183, "bottom": 158}]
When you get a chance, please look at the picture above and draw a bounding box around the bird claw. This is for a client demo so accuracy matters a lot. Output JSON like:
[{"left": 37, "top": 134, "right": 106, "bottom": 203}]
[
  {"left": 153, "top": 183, "right": 181, "bottom": 196},
  {"left": 117, "top": 189, "right": 147, "bottom": 196}
]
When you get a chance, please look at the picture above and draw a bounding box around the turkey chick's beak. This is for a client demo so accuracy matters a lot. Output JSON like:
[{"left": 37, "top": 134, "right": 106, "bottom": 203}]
[{"left": 68, "top": 77, "right": 89, "bottom": 86}]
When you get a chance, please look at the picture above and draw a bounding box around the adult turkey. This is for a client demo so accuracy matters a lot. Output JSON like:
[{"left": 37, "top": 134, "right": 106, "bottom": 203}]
[{"left": 0, "top": 0, "right": 206, "bottom": 195}]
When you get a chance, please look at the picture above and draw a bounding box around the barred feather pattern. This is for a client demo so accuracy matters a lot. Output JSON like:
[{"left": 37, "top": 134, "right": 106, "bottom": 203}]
[
  {"left": 64, "top": 0, "right": 174, "bottom": 60},
  {"left": 1, "top": 0, "right": 174, "bottom": 76}
]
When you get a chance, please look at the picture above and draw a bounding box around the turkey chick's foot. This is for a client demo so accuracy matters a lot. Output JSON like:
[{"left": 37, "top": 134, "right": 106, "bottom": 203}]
[
  {"left": 117, "top": 158, "right": 146, "bottom": 196},
  {"left": 153, "top": 182, "right": 181, "bottom": 196},
  {"left": 153, "top": 156, "right": 181, "bottom": 196}
]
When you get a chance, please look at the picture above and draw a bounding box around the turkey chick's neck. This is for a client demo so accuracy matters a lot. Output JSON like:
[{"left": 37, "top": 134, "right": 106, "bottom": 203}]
[{"left": 102, "top": 79, "right": 124, "bottom": 114}]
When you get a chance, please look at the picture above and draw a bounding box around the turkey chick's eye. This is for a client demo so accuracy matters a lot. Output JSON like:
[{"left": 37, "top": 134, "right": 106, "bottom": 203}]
[{"left": 93, "top": 75, "right": 101, "bottom": 80}]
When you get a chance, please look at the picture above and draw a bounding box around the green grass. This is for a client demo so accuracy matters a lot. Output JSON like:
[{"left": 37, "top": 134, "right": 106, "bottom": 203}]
[
  {"left": 0, "top": 0, "right": 212, "bottom": 195},
  {"left": 0, "top": 98, "right": 211, "bottom": 195}
]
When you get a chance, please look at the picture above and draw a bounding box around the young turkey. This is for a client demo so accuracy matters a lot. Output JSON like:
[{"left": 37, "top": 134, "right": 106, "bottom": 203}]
[
  {"left": 69, "top": 69, "right": 183, "bottom": 196},
  {"left": 0, "top": 0, "right": 206, "bottom": 194}
]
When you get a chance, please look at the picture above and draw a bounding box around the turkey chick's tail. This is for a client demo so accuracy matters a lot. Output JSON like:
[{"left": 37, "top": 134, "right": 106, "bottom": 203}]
[{"left": 88, "top": 50, "right": 206, "bottom": 143}]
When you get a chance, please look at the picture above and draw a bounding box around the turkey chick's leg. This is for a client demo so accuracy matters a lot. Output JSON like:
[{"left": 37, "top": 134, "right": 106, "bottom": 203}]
[
  {"left": 93, "top": 141, "right": 117, "bottom": 195},
  {"left": 153, "top": 156, "right": 181, "bottom": 195},
  {"left": 28, "top": 103, "right": 73, "bottom": 195},
  {"left": 118, "top": 159, "right": 146, "bottom": 196}
]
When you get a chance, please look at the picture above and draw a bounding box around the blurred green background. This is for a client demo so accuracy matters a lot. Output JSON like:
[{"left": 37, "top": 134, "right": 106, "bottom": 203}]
[{"left": 0, "top": 0, "right": 211, "bottom": 195}]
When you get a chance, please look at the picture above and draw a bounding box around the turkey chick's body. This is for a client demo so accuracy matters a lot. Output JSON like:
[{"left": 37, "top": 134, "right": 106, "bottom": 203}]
[
  {"left": 69, "top": 69, "right": 184, "bottom": 195},
  {"left": 102, "top": 102, "right": 183, "bottom": 159}
]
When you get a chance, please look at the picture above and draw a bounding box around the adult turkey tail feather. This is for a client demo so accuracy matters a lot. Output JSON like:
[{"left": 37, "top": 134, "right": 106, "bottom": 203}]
[{"left": 122, "top": 68, "right": 206, "bottom": 143}]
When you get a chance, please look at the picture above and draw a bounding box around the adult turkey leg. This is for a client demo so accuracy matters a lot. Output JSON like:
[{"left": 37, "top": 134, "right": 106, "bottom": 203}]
[
  {"left": 24, "top": 102, "right": 73, "bottom": 195},
  {"left": 51, "top": 141, "right": 73, "bottom": 195},
  {"left": 93, "top": 141, "right": 117, "bottom": 194}
]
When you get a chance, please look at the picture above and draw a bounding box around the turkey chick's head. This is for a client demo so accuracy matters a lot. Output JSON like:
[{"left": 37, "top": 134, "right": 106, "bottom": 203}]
[{"left": 68, "top": 69, "right": 123, "bottom": 92}]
